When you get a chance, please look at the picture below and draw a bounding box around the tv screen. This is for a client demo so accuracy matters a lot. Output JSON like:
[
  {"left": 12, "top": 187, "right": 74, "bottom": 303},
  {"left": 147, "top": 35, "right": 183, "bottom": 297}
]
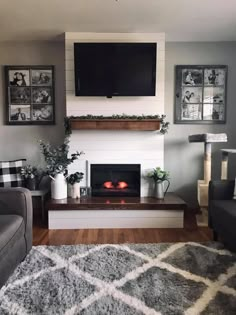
[{"left": 74, "top": 43, "right": 156, "bottom": 97}]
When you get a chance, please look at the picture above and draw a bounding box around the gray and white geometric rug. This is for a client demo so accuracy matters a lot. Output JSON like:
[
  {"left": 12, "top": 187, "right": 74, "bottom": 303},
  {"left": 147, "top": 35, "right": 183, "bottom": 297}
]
[{"left": 0, "top": 242, "right": 236, "bottom": 314}]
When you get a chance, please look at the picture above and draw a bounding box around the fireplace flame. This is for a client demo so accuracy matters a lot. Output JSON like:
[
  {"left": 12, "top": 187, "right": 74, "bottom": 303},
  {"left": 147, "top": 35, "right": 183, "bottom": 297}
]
[
  {"left": 103, "top": 181, "right": 114, "bottom": 189},
  {"left": 103, "top": 181, "right": 128, "bottom": 189},
  {"left": 117, "top": 181, "right": 128, "bottom": 189}
]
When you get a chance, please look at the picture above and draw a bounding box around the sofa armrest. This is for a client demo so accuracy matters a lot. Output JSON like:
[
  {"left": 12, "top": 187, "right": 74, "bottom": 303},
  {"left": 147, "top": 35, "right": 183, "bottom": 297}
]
[
  {"left": 209, "top": 180, "right": 235, "bottom": 201},
  {"left": 208, "top": 180, "right": 235, "bottom": 228},
  {"left": 0, "top": 188, "right": 32, "bottom": 252}
]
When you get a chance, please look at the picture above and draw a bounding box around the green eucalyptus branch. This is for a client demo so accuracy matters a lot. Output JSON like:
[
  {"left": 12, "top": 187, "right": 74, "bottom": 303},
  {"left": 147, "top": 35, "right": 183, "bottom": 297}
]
[{"left": 39, "top": 136, "right": 84, "bottom": 176}]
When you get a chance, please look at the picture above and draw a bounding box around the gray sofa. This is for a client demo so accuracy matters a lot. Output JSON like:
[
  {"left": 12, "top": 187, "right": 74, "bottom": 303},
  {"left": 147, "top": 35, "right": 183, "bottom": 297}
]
[
  {"left": 209, "top": 180, "right": 236, "bottom": 252},
  {"left": 0, "top": 188, "right": 32, "bottom": 288}
]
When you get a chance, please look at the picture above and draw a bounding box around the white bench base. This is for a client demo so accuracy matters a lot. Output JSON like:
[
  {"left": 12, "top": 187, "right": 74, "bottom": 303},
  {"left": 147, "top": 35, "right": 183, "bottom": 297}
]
[{"left": 48, "top": 209, "right": 184, "bottom": 229}]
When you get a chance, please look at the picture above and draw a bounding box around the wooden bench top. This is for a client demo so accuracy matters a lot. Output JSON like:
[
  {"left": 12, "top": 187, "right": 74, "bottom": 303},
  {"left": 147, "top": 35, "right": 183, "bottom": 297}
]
[{"left": 47, "top": 193, "right": 187, "bottom": 211}]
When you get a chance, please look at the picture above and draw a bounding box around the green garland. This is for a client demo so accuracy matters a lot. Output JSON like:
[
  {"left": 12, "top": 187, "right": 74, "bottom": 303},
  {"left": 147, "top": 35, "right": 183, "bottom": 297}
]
[{"left": 64, "top": 114, "right": 170, "bottom": 135}]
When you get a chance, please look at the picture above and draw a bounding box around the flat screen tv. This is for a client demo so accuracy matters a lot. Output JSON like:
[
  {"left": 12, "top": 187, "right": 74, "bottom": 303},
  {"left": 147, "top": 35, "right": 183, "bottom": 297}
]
[{"left": 74, "top": 43, "right": 156, "bottom": 97}]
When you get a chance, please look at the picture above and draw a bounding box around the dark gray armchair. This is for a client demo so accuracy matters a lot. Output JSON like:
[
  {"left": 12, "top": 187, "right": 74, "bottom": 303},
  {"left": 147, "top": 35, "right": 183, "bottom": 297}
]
[
  {"left": 209, "top": 180, "right": 236, "bottom": 251},
  {"left": 0, "top": 188, "right": 32, "bottom": 288}
]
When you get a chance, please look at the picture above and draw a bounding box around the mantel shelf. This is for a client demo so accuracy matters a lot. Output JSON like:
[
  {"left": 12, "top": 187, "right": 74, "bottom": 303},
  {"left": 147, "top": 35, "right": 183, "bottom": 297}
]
[{"left": 70, "top": 119, "right": 161, "bottom": 131}]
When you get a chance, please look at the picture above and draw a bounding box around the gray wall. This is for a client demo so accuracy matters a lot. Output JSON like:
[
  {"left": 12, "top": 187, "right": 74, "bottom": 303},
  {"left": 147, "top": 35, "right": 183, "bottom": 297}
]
[
  {"left": 1, "top": 40, "right": 236, "bottom": 207},
  {"left": 165, "top": 42, "right": 236, "bottom": 208},
  {"left": 0, "top": 41, "right": 65, "bottom": 166}
]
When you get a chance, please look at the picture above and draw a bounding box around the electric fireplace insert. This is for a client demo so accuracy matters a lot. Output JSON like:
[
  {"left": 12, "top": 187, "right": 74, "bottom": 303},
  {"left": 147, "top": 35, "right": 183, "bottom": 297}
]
[{"left": 90, "top": 164, "right": 141, "bottom": 197}]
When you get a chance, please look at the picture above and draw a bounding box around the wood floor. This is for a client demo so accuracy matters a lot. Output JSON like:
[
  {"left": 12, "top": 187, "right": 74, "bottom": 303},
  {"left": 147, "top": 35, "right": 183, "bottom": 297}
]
[{"left": 33, "top": 210, "right": 212, "bottom": 246}]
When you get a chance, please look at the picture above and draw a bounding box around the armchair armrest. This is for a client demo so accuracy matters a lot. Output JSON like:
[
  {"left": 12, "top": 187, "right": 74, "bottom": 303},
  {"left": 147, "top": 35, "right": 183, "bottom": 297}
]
[
  {"left": 0, "top": 188, "right": 32, "bottom": 252},
  {"left": 209, "top": 180, "right": 235, "bottom": 201}
]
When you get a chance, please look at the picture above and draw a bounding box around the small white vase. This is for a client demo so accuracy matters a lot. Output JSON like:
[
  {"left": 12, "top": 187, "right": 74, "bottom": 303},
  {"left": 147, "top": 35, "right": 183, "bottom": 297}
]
[
  {"left": 67, "top": 184, "right": 73, "bottom": 198},
  {"left": 68, "top": 183, "right": 80, "bottom": 199},
  {"left": 50, "top": 173, "right": 67, "bottom": 199}
]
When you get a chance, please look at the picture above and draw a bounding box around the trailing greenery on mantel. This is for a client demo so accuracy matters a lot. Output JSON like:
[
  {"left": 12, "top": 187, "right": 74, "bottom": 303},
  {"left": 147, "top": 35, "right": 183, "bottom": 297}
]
[{"left": 64, "top": 114, "right": 169, "bottom": 135}]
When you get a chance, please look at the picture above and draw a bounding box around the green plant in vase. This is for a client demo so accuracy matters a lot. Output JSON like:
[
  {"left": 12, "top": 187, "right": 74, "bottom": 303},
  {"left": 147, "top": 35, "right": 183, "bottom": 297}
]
[
  {"left": 39, "top": 136, "right": 84, "bottom": 199},
  {"left": 67, "top": 172, "right": 84, "bottom": 185},
  {"left": 20, "top": 165, "right": 41, "bottom": 190},
  {"left": 147, "top": 167, "right": 170, "bottom": 199},
  {"left": 39, "top": 137, "right": 83, "bottom": 177},
  {"left": 67, "top": 172, "right": 84, "bottom": 199}
]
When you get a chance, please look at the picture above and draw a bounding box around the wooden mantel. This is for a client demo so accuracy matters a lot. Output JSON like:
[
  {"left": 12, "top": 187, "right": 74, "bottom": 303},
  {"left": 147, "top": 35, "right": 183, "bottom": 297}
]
[{"left": 70, "top": 118, "right": 161, "bottom": 131}]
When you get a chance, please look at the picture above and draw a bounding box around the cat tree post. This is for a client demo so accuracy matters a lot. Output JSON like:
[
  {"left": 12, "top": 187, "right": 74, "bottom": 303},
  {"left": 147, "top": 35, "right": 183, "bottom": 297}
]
[
  {"left": 204, "top": 142, "right": 211, "bottom": 184},
  {"left": 189, "top": 133, "right": 227, "bottom": 208}
]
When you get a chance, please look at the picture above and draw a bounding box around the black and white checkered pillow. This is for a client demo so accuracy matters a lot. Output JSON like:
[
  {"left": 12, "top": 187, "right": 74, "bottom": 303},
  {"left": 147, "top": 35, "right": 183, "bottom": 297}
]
[{"left": 0, "top": 159, "right": 26, "bottom": 187}]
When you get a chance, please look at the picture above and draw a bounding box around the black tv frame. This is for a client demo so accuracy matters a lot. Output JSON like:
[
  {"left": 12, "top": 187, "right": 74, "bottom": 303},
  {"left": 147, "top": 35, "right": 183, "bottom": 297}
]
[{"left": 74, "top": 42, "right": 157, "bottom": 98}]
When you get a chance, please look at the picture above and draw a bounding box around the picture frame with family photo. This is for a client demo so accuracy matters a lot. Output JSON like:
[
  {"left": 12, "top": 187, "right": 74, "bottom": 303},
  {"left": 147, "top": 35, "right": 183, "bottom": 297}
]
[
  {"left": 5, "top": 65, "right": 55, "bottom": 125},
  {"left": 175, "top": 65, "right": 227, "bottom": 124}
]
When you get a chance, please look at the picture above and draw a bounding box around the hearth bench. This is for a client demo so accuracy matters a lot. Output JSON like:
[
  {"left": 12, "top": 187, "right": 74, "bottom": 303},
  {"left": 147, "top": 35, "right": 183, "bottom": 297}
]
[{"left": 47, "top": 193, "right": 186, "bottom": 229}]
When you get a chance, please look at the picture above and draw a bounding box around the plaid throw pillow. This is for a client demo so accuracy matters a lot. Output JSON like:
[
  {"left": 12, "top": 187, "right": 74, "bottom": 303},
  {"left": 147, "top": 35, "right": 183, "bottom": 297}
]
[{"left": 0, "top": 159, "right": 26, "bottom": 187}]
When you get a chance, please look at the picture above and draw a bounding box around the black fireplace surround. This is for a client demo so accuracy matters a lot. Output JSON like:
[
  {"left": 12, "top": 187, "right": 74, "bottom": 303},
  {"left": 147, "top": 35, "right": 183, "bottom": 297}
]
[{"left": 91, "top": 164, "right": 141, "bottom": 197}]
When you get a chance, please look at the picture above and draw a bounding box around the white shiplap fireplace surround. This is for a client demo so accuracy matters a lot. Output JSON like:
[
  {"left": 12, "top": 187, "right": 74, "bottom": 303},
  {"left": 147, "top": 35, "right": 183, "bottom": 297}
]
[
  {"left": 66, "top": 32, "right": 165, "bottom": 195},
  {"left": 48, "top": 32, "right": 180, "bottom": 229}
]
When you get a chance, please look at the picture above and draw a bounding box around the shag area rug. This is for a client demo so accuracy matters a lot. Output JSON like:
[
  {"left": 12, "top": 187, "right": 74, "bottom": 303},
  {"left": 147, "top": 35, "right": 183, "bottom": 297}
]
[{"left": 0, "top": 242, "right": 236, "bottom": 315}]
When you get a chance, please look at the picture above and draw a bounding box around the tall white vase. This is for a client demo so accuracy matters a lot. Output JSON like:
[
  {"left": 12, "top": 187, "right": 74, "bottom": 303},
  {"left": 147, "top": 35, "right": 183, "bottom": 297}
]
[{"left": 50, "top": 173, "right": 67, "bottom": 199}]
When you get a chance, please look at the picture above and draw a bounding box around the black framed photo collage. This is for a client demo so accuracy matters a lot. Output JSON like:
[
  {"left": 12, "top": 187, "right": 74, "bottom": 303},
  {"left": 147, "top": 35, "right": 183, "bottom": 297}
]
[
  {"left": 175, "top": 65, "right": 227, "bottom": 124},
  {"left": 5, "top": 65, "right": 55, "bottom": 125}
]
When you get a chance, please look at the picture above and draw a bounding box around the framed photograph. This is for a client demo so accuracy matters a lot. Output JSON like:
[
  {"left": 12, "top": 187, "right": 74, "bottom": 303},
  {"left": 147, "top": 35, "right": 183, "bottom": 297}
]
[
  {"left": 32, "top": 105, "right": 53, "bottom": 121},
  {"left": 5, "top": 65, "right": 55, "bottom": 125},
  {"left": 181, "top": 104, "right": 202, "bottom": 121},
  {"left": 32, "top": 87, "right": 53, "bottom": 104},
  {"left": 175, "top": 65, "right": 227, "bottom": 124},
  {"left": 9, "top": 70, "right": 30, "bottom": 86},
  {"left": 9, "top": 105, "right": 31, "bottom": 122},
  {"left": 10, "top": 87, "right": 31, "bottom": 104},
  {"left": 31, "top": 69, "right": 53, "bottom": 86},
  {"left": 182, "top": 69, "right": 203, "bottom": 86},
  {"left": 182, "top": 87, "right": 202, "bottom": 103}
]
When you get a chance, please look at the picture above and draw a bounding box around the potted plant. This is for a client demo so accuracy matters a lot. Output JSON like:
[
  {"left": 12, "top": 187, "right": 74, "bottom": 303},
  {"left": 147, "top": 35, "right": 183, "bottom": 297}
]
[
  {"left": 67, "top": 172, "right": 84, "bottom": 199},
  {"left": 20, "top": 165, "right": 39, "bottom": 190},
  {"left": 147, "top": 167, "right": 170, "bottom": 199},
  {"left": 39, "top": 136, "right": 83, "bottom": 199}
]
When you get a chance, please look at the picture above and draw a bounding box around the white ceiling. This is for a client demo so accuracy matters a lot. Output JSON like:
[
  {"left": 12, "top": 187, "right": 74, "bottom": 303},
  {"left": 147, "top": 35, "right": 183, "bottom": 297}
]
[{"left": 1, "top": 0, "right": 236, "bottom": 42}]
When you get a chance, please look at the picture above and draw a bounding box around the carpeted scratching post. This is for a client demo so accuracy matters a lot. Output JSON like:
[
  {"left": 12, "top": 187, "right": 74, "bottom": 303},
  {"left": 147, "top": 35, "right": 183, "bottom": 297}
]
[{"left": 189, "top": 133, "right": 227, "bottom": 225}]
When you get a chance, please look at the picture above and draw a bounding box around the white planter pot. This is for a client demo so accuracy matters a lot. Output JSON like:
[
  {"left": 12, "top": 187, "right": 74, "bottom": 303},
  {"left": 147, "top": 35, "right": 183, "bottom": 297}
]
[
  {"left": 50, "top": 173, "right": 67, "bottom": 199},
  {"left": 68, "top": 183, "right": 80, "bottom": 199}
]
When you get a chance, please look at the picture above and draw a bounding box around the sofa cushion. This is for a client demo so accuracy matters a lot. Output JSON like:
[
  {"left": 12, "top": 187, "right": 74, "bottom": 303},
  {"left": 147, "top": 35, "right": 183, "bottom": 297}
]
[
  {"left": 0, "top": 159, "right": 26, "bottom": 187},
  {"left": 0, "top": 215, "right": 24, "bottom": 252}
]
